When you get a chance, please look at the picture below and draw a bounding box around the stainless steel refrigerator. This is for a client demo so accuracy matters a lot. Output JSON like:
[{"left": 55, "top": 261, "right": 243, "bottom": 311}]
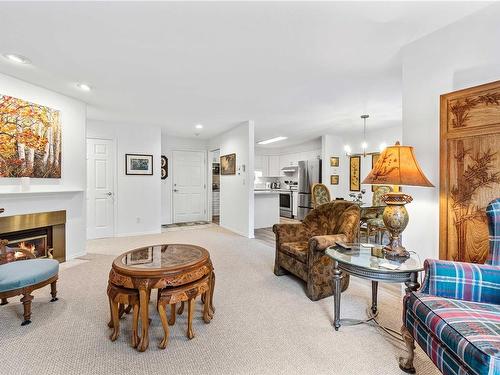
[{"left": 297, "top": 159, "right": 322, "bottom": 220}]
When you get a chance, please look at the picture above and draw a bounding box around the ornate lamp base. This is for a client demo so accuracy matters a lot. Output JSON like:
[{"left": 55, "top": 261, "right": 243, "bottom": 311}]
[{"left": 382, "top": 193, "right": 413, "bottom": 259}]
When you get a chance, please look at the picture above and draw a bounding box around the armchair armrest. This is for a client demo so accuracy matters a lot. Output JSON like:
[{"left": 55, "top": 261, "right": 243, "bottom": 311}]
[
  {"left": 309, "top": 234, "right": 348, "bottom": 252},
  {"left": 273, "top": 223, "right": 309, "bottom": 244},
  {"left": 420, "top": 259, "right": 500, "bottom": 305}
]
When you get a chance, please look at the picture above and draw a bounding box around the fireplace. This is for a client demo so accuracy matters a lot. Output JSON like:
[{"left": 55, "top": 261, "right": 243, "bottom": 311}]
[
  {"left": 3, "top": 228, "right": 52, "bottom": 259},
  {"left": 0, "top": 211, "right": 66, "bottom": 262}
]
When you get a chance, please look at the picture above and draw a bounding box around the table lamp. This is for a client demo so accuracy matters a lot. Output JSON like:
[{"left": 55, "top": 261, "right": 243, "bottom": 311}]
[{"left": 362, "top": 142, "right": 434, "bottom": 258}]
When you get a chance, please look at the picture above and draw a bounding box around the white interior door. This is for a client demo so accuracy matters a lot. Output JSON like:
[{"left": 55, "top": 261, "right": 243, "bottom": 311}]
[
  {"left": 172, "top": 150, "right": 206, "bottom": 223},
  {"left": 87, "top": 138, "right": 115, "bottom": 239}
]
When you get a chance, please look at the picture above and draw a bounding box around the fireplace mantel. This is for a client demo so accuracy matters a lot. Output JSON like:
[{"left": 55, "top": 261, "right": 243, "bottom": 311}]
[{"left": 0, "top": 189, "right": 84, "bottom": 197}]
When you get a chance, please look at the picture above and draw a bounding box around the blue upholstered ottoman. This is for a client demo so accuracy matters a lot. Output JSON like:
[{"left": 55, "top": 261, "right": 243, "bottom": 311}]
[{"left": 0, "top": 259, "right": 59, "bottom": 325}]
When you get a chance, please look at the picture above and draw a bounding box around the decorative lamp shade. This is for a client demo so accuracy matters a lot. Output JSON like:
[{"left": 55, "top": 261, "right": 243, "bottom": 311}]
[{"left": 362, "top": 142, "right": 434, "bottom": 187}]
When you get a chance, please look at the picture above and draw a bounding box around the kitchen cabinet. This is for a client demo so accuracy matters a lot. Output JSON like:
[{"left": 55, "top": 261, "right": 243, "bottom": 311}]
[{"left": 268, "top": 155, "right": 280, "bottom": 176}]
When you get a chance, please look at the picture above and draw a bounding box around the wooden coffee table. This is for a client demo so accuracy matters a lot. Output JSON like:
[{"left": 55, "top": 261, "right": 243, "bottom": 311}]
[{"left": 108, "top": 243, "right": 215, "bottom": 351}]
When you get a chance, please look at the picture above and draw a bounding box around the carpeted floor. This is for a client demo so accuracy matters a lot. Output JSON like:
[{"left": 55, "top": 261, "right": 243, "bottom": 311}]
[{"left": 0, "top": 226, "right": 439, "bottom": 375}]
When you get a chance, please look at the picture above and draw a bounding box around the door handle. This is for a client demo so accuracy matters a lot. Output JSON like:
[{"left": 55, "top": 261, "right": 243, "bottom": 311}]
[
  {"left": 173, "top": 189, "right": 178, "bottom": 192},
  {"left": 107, "top": 192, "right": 113, "bottom": 196}
]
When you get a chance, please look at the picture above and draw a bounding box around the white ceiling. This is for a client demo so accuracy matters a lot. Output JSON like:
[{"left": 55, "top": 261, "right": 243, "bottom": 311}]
[{"left": 0, "top": 1, "right": 490, "bottom": 147}]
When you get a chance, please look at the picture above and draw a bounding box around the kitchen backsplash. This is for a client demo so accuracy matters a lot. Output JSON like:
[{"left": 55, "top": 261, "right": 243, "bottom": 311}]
[{"left": 254, "top": 176, "right": 297, "bottom": 189}]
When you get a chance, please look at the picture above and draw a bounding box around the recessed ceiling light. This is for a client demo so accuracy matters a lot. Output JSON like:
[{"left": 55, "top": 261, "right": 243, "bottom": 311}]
[
  {"left": 76, "top": 83, "right": 92, "bottom": 92},
  {"left": 3, "top": 53, "right": 31, "bottom": 65},
  {"left": 257, "top": 136, "right": 287, "bottom": 145},
  {"left": 195, "top": 124, "right": 203, "bottom": 129}
]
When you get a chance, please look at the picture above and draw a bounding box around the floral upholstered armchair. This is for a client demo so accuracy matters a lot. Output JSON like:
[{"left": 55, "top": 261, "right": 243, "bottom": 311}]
[
  {"left": 311, "top": 183, "right": 331, "bottom": 208},
  {"left": 399, "top": 198, "right": 500, "bottom": 375},
  {"left": 273, "top": 201, "right": 360, "bottom": 301}
]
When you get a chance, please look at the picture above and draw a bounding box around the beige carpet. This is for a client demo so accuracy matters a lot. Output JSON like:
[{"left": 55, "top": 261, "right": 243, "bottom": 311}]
[{"left": 0, "top": 226, "right": 439, "bottom": 375}]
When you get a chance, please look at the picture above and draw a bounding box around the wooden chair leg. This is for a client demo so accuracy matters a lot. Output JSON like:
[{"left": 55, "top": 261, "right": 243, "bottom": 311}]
[
  {"left": 107, "top": 295, "right": 114, "bottom": 328},
  {"left": 158, "top": 304, "right": 170, "bottom": 349},
  {"left": 177, "top": 301, "right": 184, "bottom": 315},
  {"left": 131, "top": 305, "right": 140, "bottom": 348},
  {"left": 124, "top": 305, "right": 132, "bottom": 314},
  {"left": 50, "top": 280, "right": 58, "bottom": 302},
  {"left": 209, "top": 272, "right": 216, "bottom": 316},
  {"left": 168, "top": 303, "right": 176, "bottom": 326},
  {"left": 399, "top": 325, "right": 416, "bottom": 374},
  {"left": 20, "top": 293, "right": 34, "bottom": 326},
  {"left": 187, "top": 298, "right": 194, "bottom": 339},
  {"left": 203, "top": 290, "right": 211, "bottom": 323},
  {"left": 109, "top": 299, "right": 120, "bottom": 341},
  {"left": 1, "top": 297, "right": 8, "bottom": 305}
]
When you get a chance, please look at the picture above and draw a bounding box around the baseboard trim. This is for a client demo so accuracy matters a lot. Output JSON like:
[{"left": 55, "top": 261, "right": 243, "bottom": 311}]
[
  {"left": 219, "top": 224, "right": 254, "bottom": 239},
  {"left": 114, "top": 230, "right": 161, "bottom": 238}
]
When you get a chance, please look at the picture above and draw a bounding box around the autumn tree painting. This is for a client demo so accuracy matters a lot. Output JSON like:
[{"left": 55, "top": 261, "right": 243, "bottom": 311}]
[{"left": 0, "top": 95, "right": 61, "bottom": 178}]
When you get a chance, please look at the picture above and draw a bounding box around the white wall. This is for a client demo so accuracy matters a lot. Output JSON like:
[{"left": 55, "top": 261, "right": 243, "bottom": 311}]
[
  {"left": 255, "top": 138, "right": 321, "bottom": 156},
  {"left": 0, "top": 73, "right": 86, "bottom": 259},
  {"left": 401, "top": 3, "right": 500, "bottom": 261},
  {"left": 87, "top": 121, "right": 161, "bottom": 236},
  {"left": 321, "top": 125, "right": 402, "bottom": 203},
  {"left": 210, "top": 121, "right": 254, "bottom": 238},
  {"left": 161, "top": 135, "right": 209, "bottom": 224}
]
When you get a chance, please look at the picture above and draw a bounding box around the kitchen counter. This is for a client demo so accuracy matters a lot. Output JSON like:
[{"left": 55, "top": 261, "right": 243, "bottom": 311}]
[{"left": 254, "top": 190, "right": 280, "bottom": 229}]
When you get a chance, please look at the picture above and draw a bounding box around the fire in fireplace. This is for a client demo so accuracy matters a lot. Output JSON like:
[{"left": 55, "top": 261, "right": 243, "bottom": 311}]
[
  {"left": 8, "top": 235, "right": 49, "bottom": 258},
  {"left": 2, "top": 227, "right": 53, "bottom": 259}
]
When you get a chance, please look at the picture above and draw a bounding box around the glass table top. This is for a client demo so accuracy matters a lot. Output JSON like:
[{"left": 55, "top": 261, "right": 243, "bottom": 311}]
[
  {"left": 116, "top": 244, "right": 208, "bottom": 271},
  {"left": 325, "top": 243, "right": 423, "bottom": 273}
]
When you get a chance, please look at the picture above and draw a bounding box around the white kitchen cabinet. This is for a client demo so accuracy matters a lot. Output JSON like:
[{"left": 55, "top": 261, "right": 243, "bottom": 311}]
[
  {"left": 254, "top": 155, "right": 263, "bottom": 174},
  {"left": 268, "top": 155, "right": 280, "bottom": 176},
  {"left": 278, "top": 154, "right": 290, "bottom": 171}
]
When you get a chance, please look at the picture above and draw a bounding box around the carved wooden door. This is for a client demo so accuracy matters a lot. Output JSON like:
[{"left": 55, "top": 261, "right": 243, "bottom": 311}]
[{"left": 440, "top": 80, "right": 500, "bottom": 263}]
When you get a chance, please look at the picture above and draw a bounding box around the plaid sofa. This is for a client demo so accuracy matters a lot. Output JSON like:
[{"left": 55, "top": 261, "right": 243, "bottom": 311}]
[{"left": 400, "top": 198, "right": 500, "bottom": 375}]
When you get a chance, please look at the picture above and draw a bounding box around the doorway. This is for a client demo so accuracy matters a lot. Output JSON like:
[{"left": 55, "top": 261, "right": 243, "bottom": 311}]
[
  {"left": 86, "top": 138, "right": 115, "bottom": 239},
  {"left": 172, "top": 150, "right": 207, "bottom": 223},
  {"left": 210, "top": 149, "right": 220, "bottom": 224}
]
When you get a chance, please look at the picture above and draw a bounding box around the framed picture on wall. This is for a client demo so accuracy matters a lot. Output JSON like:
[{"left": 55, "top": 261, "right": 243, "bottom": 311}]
[
  {"left": 161, "top": 155, "right": 168, "bottom": 179},
  {"left": 220, "top": 153, "right": 236, "bottom": 175},
  {"left": 330, "top": 175, "right": 339, "bottom": 185},
  {"left": 349, "top": 155, "right": 361, "bottom": 191},
  {"left": 330, "top": 157, "right": 339, "bottom": 167},
  {"left": 125, "top": 154, "right": 153, "bottom": 175}
]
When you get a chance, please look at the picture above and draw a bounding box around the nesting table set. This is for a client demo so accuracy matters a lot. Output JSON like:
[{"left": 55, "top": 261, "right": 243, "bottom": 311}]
[{"left": 107, "top": 243, "right": 215, "bottom": 351}]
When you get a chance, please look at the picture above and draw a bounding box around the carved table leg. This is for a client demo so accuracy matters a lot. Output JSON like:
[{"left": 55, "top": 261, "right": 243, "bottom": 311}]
[
  {"left": 187, "top": 298, "right": 194, "bottom": 339},
  {"left": 1, "top": 298, "right": 8, "bottom": 305},
  {"left": 371, "top": 281, "right": 378, "bottom": 315},
  {"left": 333, "top": 261, "right": 342, "bottom": 331},
  {"left": 20, "top": 293, "right": 34, "bottom": 326},
  {"left": 131, "top": 304, "right": 140, "bottom": 348},
  {"left": 109, "top": 298, "right": 120, "bottom": 341},
  {"left": 50, "top": 280, "right": 58, "bottom": 302},
  {"left": 168, "top": 303, "right": 176, "bottom": 326},
  {"left": 158, "top": 304, "right": 170, "bottom": 349},
  {"left": 137, "top": 287, "right": 150, "bottom": 352},
  {"left": 399, "top": 325, "right": 416, "bottom": 374}
]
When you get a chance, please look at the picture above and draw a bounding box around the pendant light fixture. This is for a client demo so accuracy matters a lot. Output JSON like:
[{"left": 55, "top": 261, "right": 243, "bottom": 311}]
[
  {"left": 344, "top": 114, "right": 371, "bottom": 157},
  {"left": 360, "top": 114, "right": 369, "bottom": 157}
]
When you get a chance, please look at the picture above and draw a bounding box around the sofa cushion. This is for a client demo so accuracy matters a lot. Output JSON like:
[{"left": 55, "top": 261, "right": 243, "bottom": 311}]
[
  {"left": 0, "top": 259, "right": 59, "bottom": 292},
  {"left": 408, "top": 292, "right": 500, "bottom": 375},
  {"left": 280, "top": 241, "right": 308, "bottom": 263}
]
